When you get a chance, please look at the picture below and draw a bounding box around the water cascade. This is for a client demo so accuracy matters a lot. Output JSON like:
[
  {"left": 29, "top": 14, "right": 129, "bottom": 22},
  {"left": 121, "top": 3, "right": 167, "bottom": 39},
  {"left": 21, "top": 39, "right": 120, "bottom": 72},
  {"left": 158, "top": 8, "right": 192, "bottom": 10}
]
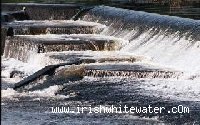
[
  {"left": 3, "top": 34, "right": 124, "bottom": 62},
  {"left": 82, "top": 6, "right": 200, "bottom": 72},
  {"left": 2, "top": 4, "right": 200, "bottom": 124}
]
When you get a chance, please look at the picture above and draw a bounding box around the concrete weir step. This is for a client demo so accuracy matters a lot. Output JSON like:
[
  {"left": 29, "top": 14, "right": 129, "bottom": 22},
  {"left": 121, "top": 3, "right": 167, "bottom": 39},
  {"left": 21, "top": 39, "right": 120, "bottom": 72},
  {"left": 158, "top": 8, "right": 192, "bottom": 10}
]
[
  {"left": 83, "top": 63, "right": 183, "bottom": 79},
  {"left": 14, "top": 62, "right": 183, "bottom": 92},
  {"left": 35, "top": 51, "right": 145, "bottom": 66},
  {"left": 4, "top": 34, "right": 126, "bottom": 62},
  {"left": 3, "top": 20, "right": 105, "bottom": 35}
]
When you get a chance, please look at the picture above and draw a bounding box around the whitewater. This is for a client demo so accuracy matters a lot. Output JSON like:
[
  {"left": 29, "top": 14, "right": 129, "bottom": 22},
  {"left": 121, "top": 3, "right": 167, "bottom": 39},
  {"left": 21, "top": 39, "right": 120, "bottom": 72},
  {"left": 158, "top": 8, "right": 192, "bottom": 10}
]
[{"left": 1, "top": 5, "right": 200, "bottom": 125}]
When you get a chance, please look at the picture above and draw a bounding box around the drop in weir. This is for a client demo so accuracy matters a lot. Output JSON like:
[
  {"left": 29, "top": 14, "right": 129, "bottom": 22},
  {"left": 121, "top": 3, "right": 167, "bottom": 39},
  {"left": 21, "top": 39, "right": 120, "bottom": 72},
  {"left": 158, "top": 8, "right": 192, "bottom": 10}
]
[
  {"left": 2, "top": 20, "right": 105, "bottom": 35},
  {"left": 4, "top": 34, "right": 123, "bottom": 62},
  {"left": 1, "top": 3, "right": 187, "bottom": 92}
]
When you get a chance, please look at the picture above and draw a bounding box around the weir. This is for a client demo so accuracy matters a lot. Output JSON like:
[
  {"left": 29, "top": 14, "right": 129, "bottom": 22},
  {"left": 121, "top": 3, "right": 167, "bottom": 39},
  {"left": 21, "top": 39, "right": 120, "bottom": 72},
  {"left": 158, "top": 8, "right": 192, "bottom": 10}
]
[
  {"left": 3, "top": 34, "right": 123, "bottom": 62},
  {"left": 13, "top": 62, "right": 183, "bottom": 92},
  {"left": 82, "top": 6, "right": 200, "bottom": 41},
  {"left": 1, "top": 20, "right": 105, "bottom": 56},
  {"left": 1, "top": 5, "right": 199, "bottom": 94},
  {"left": 33, "top": 51, "right": 144, "bottom": 66},
  {"left": 81, "top": 6, "right": 200, "bottom": 71},
  {"left": 2, "top": 4, "right": 200, "bottom": 124},
  {"left": 84, "top": 64, "right": 183, "bottom": 79},
  {"left": 3, "top": 20, "right": 105, "bottom": 35}
]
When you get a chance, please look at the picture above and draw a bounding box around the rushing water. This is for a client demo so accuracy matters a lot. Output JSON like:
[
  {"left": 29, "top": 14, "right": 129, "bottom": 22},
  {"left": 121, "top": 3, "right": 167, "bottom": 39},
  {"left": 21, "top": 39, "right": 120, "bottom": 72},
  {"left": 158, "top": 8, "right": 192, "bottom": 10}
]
[
  {"left": 1, "top": 5, "right": 200, "bottom": 125},
  {"left": 82, "top": 6, "right": 200, "bottom": 71}
]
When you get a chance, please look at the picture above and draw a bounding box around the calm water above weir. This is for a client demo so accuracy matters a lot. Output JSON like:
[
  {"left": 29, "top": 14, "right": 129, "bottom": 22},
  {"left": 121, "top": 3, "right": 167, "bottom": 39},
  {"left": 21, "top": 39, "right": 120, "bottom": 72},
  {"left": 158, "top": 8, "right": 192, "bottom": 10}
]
[{"left": 2, "top": 0, "right": 200, "bottom": 19}]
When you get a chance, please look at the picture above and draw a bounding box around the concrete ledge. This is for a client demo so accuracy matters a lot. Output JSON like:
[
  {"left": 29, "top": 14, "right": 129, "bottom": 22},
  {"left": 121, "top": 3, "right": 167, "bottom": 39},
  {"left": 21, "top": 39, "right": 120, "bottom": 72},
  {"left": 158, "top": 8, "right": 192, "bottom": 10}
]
[
  {"left": 58, "top": 63, "right": 183, "bottom": 79},
  {"left": 84, "top": 63, "right": 183, "bottom": 79},
  {"left": 3, "top": 20, "right": 105, "bottom": 35},
  {"left": 4, "top": 34, "right": 124, "bottom": 62},
  {"left": 13, "top": 62, "right": 183, "bottom": 92},
  {"left": 35, "top": 51, "right": 144, "bottom": 66}
]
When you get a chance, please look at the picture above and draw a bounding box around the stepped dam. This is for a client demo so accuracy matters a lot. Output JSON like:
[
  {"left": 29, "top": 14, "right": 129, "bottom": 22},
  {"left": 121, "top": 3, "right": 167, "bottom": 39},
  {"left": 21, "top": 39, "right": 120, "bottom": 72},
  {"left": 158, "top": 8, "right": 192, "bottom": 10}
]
[{"left": 1, "top": 3, "right": 200, "bottom": 125}]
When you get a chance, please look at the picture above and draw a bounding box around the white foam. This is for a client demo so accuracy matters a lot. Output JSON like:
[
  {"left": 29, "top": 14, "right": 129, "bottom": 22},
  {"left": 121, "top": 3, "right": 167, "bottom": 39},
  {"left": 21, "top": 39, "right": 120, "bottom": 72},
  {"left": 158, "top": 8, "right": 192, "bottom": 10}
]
[
  {"left": 29, "top": 85, "right": 62, "bottom": 97},
  {"left": 1, "top": 85, "right": 69, "bottom": 100},
  {"left": 1, "top": 57, "right": 43, "bottom": 78},
  {"left": 8, "top": 20, "right": 106, "bottom": 29},
  {"left": 121, "top": 29, "right": 200, "bottom": 72},
  {"left": 140, "top": 79, "right": 200, "bottom": 101},
  {"left": 1, "top": 88, "right": 18, "bottom": 98}
]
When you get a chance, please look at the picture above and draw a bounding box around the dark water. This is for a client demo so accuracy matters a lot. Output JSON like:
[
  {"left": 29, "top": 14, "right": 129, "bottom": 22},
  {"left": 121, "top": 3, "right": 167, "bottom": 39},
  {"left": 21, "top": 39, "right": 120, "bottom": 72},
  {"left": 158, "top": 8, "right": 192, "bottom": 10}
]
[
  {"left": 2, "top": 1, "right": 200, "bottom": 19},
  {"left": 2, "top": 77, "right": 200, "bottom": 125}
]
